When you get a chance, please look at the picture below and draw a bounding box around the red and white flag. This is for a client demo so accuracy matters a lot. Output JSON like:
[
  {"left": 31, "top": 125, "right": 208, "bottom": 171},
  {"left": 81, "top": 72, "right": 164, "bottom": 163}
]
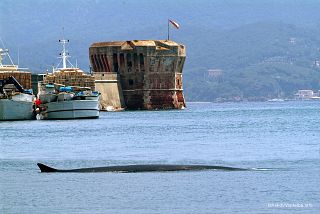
[{"left": 169, "top": 19, "right": 180, "bottom": 29}]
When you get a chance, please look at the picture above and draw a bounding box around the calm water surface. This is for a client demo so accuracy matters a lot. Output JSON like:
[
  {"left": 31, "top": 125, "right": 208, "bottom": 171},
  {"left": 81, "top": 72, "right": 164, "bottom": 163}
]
[{"left": 0, "top": 101, "right": 319, "bottom": 213}]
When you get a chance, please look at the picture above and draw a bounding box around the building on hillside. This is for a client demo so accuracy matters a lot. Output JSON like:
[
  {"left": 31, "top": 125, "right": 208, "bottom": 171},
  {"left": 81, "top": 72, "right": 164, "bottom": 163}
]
[{"left": 295, "top": 90, "right": 314, "bottom": 100}]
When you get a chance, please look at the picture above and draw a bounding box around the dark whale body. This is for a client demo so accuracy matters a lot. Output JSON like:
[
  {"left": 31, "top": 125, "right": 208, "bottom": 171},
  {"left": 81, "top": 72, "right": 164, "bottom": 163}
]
[{"left": 37, "top": 163, "right": 249, "bottom": 173}]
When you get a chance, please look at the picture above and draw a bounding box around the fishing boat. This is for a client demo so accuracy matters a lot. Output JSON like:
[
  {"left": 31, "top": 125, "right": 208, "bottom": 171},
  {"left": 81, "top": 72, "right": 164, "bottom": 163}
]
[
  {"left": 37, "top": 38, "right": 100, "bottom": 119},
  {"left": 0, "top": 48, "right": 34, "bottom": 120},
  {"left": 38, "top": 84, "right": 100, "bottom": 119}
]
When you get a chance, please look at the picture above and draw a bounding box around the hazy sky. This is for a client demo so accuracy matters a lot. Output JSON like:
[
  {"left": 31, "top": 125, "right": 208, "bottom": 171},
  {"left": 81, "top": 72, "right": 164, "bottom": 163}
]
[{"left": 1, "top": 0, "right": 320, "bottom": 71}]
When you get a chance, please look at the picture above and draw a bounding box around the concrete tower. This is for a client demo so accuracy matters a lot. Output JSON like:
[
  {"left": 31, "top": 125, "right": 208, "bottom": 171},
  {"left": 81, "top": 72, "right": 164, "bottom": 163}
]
[{"left": 89, "top": 40, "right": 186, "bottom": 110}]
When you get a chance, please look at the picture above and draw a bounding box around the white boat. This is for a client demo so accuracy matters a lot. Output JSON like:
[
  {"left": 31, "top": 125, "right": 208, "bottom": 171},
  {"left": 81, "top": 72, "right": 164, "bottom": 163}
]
[
  {"left": 38, "top": 38, "right": 100, "bottom": 120},
  {"left": 0, "top": 49, "right": 34, "bottom": 120},
  {"left": 0, "top": 93, "right": 34, "bottom": 120},
  {"left": 45, "top": 98, "right": 99, "bottom": 119},
  {"left": 41, "top": 87, "right": 100, "bottom": 119},
  {"left": 267, "top": 98, "right": 285, "bottom": 102}
]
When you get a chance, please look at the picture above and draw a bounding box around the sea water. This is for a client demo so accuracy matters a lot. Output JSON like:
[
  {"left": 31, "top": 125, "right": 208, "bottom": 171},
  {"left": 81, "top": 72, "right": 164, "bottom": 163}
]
[{"left": 0, "top": 101, "right": 319, "bottom": 213}]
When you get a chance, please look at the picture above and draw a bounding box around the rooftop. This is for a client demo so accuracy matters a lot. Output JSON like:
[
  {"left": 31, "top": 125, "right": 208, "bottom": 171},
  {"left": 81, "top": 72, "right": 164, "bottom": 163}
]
[{"left": 90, "top": 40, "right": 181, "bottom": 48}]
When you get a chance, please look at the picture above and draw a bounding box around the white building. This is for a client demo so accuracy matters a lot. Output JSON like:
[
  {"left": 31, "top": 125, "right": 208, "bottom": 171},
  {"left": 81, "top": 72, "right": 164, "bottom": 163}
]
[{"left": 295, "top": 90, "right": 314, "bottom": 100}]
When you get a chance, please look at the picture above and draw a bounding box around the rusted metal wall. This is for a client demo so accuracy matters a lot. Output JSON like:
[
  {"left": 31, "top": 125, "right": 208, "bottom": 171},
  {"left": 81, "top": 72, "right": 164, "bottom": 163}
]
[{"left": 89, "top": 40, "right": 186, "bottom": 110}]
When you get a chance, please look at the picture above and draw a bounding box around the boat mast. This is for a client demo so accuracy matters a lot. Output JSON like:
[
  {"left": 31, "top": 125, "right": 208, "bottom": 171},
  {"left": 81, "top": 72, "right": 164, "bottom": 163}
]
[
  {"left": 0, "top": 48, "right": 15, "bottom": 67},
  {"left": 0, "top": 37, "right": 15, "bottom": 67},
  {"left": 58, "top": 39, "right": 70, "bottom": 69},
  {"left": 0, "top": 49, "right": 6, "bottom": 67}
]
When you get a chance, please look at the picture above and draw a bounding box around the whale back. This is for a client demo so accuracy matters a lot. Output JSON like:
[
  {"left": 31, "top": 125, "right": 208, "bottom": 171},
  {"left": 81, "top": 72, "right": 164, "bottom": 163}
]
[{"left": 37, "top": 163, "right": 250, "bottom": 173}]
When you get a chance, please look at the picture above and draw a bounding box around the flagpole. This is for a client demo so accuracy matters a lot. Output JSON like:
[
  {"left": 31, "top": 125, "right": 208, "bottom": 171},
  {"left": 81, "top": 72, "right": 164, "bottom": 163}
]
[{"left": 167, "top": 19, "right": 170, "bottom": 40}]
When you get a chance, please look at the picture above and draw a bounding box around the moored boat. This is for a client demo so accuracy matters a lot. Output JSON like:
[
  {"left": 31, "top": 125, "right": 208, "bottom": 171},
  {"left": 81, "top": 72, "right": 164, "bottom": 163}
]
[
  {"left": 37, "top": 38, "right": 100, "bottom": 119},
  {"left": 39, "top": 84, "right": 100, "bottom": 119},
  {"left": 0, "top": 95, "right": 34, "bottom": 121},
  {"left": 0, "top": 48, "right": 34, "bottom": 120}
]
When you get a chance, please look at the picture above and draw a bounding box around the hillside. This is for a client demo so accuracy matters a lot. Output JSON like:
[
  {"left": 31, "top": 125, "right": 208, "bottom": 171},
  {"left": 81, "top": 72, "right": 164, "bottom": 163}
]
[
  {"left": 184, "top": 23, "right": 320, "bottom": 101},
  {"left": 1, "top": 0, "right": 320, "bottom": 101}
]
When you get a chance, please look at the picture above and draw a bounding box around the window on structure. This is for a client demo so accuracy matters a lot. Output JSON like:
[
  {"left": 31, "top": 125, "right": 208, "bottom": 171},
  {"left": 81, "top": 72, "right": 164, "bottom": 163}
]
[
  {"left": 120, "top": 53, "right": 125, "bottom": 70},
  {"left": 127, "top": 54, "right": 132, "bottom": 72},
  {"left": 139, "top": 53, "right": 144, "bottom": 66},
  {"left": 133, "top": 53, "right": 138, "bottom": 70},
  {"left": 113, "top": 53, "right": 119, "bottom": 72},
  {"left": 98, "top": 54, "right": 106, "bottom": 71},
  {"left": 129, "top": 79, "right": 134, "bottom": 85},
  {"left": 95, "top": 55, "right": 102, "bottom": 72},
  {"left": 90, "top": 55, "right": 97, "bottom": 72},
  {"left": 103, "top": 54, "right": 110, "bottom": 73}
]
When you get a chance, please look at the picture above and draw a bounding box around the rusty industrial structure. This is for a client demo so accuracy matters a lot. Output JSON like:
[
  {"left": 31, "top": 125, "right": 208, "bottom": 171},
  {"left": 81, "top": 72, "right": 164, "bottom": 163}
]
[{"left": 89, "top": 40, "right": 186, "bottom": 110}]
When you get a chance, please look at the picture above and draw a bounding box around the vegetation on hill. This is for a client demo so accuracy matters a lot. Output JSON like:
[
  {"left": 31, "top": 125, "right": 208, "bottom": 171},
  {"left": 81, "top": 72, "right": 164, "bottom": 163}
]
[
  {"left": 184, "top": 23, "right": 320, "bottom": 101},
  {"left": 1, "top": 0, "right": 320, "bottom": 101}
]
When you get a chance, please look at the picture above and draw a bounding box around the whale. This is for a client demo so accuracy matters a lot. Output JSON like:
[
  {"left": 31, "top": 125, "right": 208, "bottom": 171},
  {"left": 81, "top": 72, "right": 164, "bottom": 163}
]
[{"left": 37, "top": 163, "right": 249, "bottom": 173}]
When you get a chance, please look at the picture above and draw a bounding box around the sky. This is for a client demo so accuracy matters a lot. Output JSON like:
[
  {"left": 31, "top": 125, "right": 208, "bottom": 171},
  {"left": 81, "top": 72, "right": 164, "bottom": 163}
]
[{"left": 1, "top": 0, "right": 320, "bottom": 71}]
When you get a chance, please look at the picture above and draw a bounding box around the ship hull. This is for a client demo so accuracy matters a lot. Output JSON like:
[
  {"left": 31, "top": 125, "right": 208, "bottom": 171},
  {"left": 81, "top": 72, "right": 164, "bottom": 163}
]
[
  {"left": 0, "top": 99, "right": 33, "bottom": 120},
  {"left": 43, "top": 100, "right": 99, "bottom": 119}
]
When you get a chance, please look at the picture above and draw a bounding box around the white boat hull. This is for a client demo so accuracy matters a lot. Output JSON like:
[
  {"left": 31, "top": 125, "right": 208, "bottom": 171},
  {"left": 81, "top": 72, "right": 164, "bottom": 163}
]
[
  {"left": 0, "top": 99, "right": 34, "bottom": 120},
  {"left": 43, "top": 100, "right": 99, "bottom": 119}
]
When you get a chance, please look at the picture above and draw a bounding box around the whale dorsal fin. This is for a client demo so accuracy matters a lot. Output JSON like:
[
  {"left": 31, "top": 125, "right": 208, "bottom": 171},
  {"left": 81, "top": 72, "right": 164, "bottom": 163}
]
[{"left": 37, "top": 163, "right": 58, "bottom": 172}]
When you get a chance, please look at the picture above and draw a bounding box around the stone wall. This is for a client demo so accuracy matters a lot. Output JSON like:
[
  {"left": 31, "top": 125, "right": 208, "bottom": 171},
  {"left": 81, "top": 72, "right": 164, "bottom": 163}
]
[{"left": 90, "top": 40, "right": 186, "bottom": 110}]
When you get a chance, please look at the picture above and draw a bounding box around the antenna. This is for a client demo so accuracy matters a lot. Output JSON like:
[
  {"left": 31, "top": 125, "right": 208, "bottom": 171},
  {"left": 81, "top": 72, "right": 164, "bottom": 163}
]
[
  {"left": 18, "top": 48, "right": 20, "bottom": 66},
  {"left": 57, "top": 28, "right": 74, "bottom": 69},
  {"left": 58, "top": 38, "right": 70, "bottom": 69}
]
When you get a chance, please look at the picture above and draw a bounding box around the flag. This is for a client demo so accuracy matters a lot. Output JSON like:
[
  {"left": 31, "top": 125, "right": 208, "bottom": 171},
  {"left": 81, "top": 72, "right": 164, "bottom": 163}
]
[{"left": 169, "top": 19, "right": 180, "bottom": 29}]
